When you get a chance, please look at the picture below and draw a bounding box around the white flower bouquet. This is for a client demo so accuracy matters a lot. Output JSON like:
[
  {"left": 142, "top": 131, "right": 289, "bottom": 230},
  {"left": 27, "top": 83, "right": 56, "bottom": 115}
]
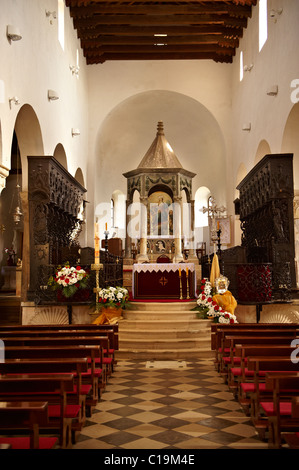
[{"left": 98, "top": 286, "right": 129, "bottom": 309}]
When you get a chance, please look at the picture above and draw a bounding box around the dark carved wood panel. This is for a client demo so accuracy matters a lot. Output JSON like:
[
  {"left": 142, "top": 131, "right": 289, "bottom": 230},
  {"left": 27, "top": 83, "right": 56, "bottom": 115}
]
[
  {"left": 28, "top": 156, "right": 86, "bottom": 300},
  {"left": 236, "top": 154, "right": 295, "bottom": 301}
]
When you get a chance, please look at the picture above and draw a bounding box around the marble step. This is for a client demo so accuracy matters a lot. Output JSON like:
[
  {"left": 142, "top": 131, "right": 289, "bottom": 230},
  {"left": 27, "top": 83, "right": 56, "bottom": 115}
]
[
  {"left": 119, "top": 327, "right": 211, "bottom": 339},
  {"left": 123, "top": 310, "right": 197, "bottom": 321},
  {"left": 127, "top": 302, "right": 197, "bottom": 311},
  {"left": 115, "top": 347, "right": 214, "bottom": 360},
  {"left": 119, "top": 336, "right": 211, "bottom": 350},
  {"left": 119, "top": 319, "right": 211, "bottom": 330}
]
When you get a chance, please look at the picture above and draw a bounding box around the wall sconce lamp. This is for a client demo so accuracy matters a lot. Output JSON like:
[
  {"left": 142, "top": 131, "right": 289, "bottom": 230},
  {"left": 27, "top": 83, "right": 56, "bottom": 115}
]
[
  {"left": 71, "top": 128, "right": 80, "bottom": 137},
  {"left": 70, "top": 65, "right": 80, "bottom": 77},
  {"left": 270, "top": 8, "right": 283, "bottom": 21},
  {"left": 243, "top": 64, "right": 253, "bottom": 72},
  {"left": 267, "top": 85, "right": 279, "bottom": 96},
  {"left": 48, "top": 89, "right": 59, "bottom": 101},
  {"left": 45, "top": 10, "right": 57, "bottom": 24},
  {"left": 6, "top": 25, "right": 22, "bottom": 42},
  {"left": 242, "top": 123, "right": 251, "bottom": 131},
  {"left": 9, "top": 96, "right": 20, "bottom": 109}
]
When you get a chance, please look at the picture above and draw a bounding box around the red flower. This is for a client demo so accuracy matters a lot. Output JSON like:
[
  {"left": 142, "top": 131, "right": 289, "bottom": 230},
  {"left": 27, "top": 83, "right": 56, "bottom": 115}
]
[
  {"left": 214, "top": 305, "right": 219, "bottom": 311},
  {"left": 201, "top": 295, "right": 206, "bottom": 301},
  {"left": 76, "top": 265, "right": 82, "bottom": 270}
]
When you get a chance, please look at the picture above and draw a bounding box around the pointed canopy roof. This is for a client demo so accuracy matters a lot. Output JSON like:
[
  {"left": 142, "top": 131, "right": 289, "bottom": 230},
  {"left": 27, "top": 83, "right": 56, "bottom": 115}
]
[
  {"left": 123, "top": 121, "right": 196, "bottom": 181},
  {"left": 137, "top": 121, "right": 182, "bottom": 170}
]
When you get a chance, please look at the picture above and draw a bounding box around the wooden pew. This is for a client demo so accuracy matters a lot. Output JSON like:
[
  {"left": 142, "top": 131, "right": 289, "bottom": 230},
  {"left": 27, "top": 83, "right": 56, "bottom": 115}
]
[
  {"left": 0, "top": 329, "right": 116, "bottom": 374},
  {"left": 233, "top": 345, "right": 297, "bottom": 403},
  {"left": 245, "top": 357, "right": 299, "bottom": 425},
  {"left": 0, "top": 401, "right": 58, "bottom": 449},
  {"left": 0, "top": 357, "right": 90, "bottom": 426},
  {"left": 283, "top": 397, "right": 299, "bottom": 448},
  {"left": 3, "top": 345, "right": 103, "bottom": 405},
  {"left": 0, "top": 335, "right": 112, "bottom": 381},
  {"left": 211, "top": 322, "right": 299, "bottom": 357},
  {"left": 215, "top": 328, "right": 298, "bottom": 373},
  {"left": 259, "top": 373, "right": 299, "bottom": 448},
  {"left": 220, "top": 334, "right": 297, "bottom": 380},
  {"left": 0, "top": 323, "right": 119, "bottom": 353},
  {"left": 0, "top": 374, "right": 77, "bottom": 448}
]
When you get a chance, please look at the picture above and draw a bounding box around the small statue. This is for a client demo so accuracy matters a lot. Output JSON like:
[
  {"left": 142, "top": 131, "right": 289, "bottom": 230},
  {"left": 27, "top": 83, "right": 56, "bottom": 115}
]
[{"left": 213, "top": 275, "right": 237, "bottom": 315}]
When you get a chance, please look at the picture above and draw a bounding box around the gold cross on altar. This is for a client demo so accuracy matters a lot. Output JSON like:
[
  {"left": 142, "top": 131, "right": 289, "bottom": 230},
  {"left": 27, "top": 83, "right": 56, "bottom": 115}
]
[{"left": 159, "top": 276, "right": 168, "bottom": 287}]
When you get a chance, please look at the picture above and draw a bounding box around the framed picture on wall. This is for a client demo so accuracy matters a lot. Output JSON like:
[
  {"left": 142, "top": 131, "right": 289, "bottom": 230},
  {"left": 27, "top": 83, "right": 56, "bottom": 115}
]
[{"left": 209, "top": 217, "right": 231, "bottom": 245}]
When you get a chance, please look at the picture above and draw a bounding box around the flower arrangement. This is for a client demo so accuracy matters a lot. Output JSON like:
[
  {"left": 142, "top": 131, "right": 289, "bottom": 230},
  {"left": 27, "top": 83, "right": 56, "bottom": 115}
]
[
  {"left": 4, "top": 247, "right": 16, "bottom": 266},
  {"left": 192, "top": 278, "right": 238, "bottom": 324},
  {"left": 98, "top": 286, "right": 129, "bottom": 309},
  {"left": 4, "top": 247, "right": 16, "bottom": 256},
  {"left": 48, "top": 263, "right": 90, "bottom": 298}
]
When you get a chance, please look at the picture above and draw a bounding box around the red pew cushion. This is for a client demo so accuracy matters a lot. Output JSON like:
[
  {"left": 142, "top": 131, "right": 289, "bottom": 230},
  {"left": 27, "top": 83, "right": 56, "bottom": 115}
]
[
  {"left": 260, "top": 402, "right": 292, "bottom": 416},
  {"left": 48, "top": 404, "right": 81, "bottom": 419}
]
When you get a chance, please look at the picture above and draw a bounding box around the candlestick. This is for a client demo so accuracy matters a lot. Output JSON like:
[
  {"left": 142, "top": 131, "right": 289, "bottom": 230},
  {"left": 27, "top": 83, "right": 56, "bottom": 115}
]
[
  {"left": 91, "top": 262, "right": 104, "bottom": 312},
  {"left": 179, "top": 267, "right": 183, "bottom": 299},
  {"left": 94, "top": 222, "right": 100, "bottom": 264}
]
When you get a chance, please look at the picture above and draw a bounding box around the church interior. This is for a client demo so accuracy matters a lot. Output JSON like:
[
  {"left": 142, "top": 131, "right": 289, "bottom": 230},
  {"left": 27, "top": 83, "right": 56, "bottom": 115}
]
[{"left": 0, "top": 0, "right": 299, "bottom": 453}]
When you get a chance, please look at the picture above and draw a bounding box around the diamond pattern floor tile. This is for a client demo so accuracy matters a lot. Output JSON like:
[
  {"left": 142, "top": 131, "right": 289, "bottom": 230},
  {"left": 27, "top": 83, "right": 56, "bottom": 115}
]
[{"left": 72, "top": 359, "right": 271, "bottom": 450}]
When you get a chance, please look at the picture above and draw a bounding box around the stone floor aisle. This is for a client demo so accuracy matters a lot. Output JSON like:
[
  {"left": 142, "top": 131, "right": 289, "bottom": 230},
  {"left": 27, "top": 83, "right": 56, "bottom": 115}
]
[{"left": 73, "top": 359, "right": 270, "bottom": 450}]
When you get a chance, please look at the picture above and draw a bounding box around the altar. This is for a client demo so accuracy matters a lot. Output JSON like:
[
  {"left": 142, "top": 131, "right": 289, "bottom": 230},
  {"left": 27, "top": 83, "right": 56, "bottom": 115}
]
[{"left": 132, "top": 263, "right": 196, "bottom": 300}]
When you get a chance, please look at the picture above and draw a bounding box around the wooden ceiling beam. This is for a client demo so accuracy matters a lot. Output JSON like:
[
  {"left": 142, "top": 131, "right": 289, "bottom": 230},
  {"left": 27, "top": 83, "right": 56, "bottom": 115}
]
[
  {"left": 80, "top": 35, "right": 239, "bottom": 48},
  {"left": 73, "top": 14, "right": 247, "bottom": 29},
  {"left": 83, "top": 44, "right": 235, "bottom": 57},
  {"left": 66, "top": 0, "right": 257, "bottom": 7},
  {"left": 86, "top": 51, "right": 233, "bottom": 65},
  {"left": 76, "top": 25, "right": 243, "bottom": 39},
  {"left": 69, "top": 4, "right": 252, "bottom": 18}
]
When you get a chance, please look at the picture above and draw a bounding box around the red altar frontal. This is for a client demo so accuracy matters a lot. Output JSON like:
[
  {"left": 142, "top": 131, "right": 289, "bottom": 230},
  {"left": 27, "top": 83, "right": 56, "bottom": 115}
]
[{"left": 133, "top": 263, "right": 196, "bottom": 300}]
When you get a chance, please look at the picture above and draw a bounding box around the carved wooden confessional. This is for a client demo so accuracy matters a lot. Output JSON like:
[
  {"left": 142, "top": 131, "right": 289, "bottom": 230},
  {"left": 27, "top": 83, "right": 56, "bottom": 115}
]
[
  {"left": 27, "top": 156, "right": 86, "bottom": 300},
  {"left": 236, "top": 153, "right": 296, "bottom": 302}
]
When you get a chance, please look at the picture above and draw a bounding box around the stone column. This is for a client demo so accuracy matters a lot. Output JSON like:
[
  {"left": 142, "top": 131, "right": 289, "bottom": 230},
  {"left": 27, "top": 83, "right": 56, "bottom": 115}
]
[
  {"left": 0, "top": 164, "right": 9, "bottom": 194},
  {"left": 125, "top": 199, "right": 132, "bottom": 259},
  {"left": 172, "top": 196, "right": 184, "bottom": 263},
  {"left": 136, "top": 197, "right": 149, "bottom": 263},
  {"left": 188, "top": 199, "right": 198, "bottom": 262}
]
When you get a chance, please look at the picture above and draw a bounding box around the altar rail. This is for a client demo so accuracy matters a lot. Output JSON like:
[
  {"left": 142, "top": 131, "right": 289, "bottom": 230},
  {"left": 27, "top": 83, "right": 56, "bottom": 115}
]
[{"left": 34, "top": 249, "right": 123, "bottom": 305}]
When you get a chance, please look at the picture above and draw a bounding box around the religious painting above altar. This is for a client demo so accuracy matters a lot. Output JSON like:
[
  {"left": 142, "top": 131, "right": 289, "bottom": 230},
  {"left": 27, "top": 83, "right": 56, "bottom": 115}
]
[{"left": 147, "top": 190, "right": 173, "bottom": 237}]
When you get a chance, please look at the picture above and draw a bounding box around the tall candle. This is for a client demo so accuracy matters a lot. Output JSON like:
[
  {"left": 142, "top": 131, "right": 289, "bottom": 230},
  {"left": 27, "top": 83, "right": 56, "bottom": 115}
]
[
  {"left": 186, "top": 267, "right": 188, "bottom": 276},
  {"left": 179, "top": 267, "right": 181, "bottom": 276},
  {"left": 217, "top": 221, "right": 220, "bottom": 230},
  {"left": 105, "top": 222, "right": 107, "bottom": 231},
  {"left": 94, "top": 222, "right": 100, "bottom": 263}
]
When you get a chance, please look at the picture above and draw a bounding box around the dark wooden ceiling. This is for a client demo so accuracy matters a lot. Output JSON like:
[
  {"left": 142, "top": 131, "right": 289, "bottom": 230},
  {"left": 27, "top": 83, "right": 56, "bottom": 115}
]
[{"left": 65, "top": 0, "right": 257, "bottom": 65}]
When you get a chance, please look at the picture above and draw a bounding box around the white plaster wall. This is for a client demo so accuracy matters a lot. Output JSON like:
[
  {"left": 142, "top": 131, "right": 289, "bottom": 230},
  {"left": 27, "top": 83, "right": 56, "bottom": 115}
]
[
  {"left": 86, "top": 60, "right": 233, "bottom": 246},
  {"left": 231, "top": 0, "right": 299, "bottom": 191},
  {"left": 0, "top": 0, "right": 90, "bottom": 187}
]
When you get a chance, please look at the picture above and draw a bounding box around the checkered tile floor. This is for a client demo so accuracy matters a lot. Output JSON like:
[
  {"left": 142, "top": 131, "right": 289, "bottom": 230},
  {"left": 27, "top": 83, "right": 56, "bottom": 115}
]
[{"left": 73, "top": 359, "right": 269, "bottom": 449}]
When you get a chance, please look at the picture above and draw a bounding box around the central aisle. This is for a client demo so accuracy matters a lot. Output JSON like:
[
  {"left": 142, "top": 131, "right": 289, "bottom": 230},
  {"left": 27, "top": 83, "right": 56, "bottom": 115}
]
[{"left": 73, "top": 359, "right": 268, "bottom": 449}]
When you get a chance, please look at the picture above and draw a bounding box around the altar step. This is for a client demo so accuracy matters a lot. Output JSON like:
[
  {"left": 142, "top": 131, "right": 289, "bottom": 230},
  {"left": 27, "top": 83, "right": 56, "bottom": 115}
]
[{"left": 116, "top": 301, "right": 213, "bottom": 360}]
